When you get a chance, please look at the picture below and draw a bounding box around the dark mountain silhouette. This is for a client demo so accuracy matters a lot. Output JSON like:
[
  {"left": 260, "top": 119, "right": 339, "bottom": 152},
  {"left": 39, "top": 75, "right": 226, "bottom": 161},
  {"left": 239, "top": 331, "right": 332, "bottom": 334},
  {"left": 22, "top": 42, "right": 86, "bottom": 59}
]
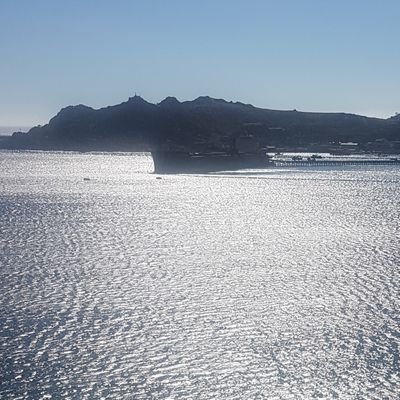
[
  {"left": 3, "top": 95, "right": 400, "bottom": 151},
  {"left": 388, "top": 113, "right": 400, "bottom": 122}
]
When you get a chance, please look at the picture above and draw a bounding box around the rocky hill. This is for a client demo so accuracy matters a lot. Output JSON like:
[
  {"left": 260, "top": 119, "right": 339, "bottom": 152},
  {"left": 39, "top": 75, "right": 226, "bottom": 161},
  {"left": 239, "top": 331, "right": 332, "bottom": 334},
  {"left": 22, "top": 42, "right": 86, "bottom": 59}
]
[{"left": 4, "top": 96, "right": 400, "bottom": 151}]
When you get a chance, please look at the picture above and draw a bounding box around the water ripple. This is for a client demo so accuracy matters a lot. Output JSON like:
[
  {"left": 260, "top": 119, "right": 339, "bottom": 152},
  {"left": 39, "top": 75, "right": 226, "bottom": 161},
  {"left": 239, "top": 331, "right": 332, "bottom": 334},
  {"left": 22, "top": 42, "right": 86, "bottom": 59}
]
[{"left": 0, "top": 151, "right": 399, "bottom": 399}]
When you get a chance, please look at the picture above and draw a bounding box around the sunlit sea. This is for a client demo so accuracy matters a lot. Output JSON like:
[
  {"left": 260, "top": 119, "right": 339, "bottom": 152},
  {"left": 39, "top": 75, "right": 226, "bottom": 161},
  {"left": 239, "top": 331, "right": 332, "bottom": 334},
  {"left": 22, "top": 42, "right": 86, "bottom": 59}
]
[{"left": 1, "top": 151, "right": 399, "bottom": 399}]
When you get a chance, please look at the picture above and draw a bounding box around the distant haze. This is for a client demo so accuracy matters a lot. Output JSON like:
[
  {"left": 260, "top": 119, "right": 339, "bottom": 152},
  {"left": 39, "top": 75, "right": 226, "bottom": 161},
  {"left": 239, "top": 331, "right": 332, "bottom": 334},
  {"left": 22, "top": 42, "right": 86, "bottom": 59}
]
[{"left": 0, "top": 127, "right": 31, "bottom": 136}]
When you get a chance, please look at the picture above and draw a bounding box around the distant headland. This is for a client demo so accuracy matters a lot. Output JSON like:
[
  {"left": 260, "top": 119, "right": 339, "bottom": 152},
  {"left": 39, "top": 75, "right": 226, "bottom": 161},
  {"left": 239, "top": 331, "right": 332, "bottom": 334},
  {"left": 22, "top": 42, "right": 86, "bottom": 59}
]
[{"left": 1, "top": 95, "right": 400, "bottom": 154}]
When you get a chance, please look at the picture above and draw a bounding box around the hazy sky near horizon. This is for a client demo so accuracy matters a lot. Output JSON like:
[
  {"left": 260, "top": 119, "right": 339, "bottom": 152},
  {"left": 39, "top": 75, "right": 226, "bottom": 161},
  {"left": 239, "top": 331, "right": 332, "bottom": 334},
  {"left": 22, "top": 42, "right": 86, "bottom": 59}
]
[{"left": 1, "top": 0, "right": 399, "bottom": 125}]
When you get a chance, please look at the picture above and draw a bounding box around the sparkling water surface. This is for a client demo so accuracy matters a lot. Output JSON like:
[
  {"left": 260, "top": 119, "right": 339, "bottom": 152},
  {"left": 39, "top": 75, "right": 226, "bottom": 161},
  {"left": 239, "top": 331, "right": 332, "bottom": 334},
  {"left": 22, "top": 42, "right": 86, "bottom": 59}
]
[{"left": 1, "top": 151, "right": 399, "bottom": 399}]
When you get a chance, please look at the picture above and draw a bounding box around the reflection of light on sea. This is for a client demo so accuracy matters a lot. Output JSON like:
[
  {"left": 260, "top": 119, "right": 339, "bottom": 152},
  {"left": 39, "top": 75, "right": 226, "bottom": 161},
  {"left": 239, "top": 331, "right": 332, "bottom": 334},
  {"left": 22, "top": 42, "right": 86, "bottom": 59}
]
[{"left": 0, "top": 151, "right": 399, "bottom": 399}]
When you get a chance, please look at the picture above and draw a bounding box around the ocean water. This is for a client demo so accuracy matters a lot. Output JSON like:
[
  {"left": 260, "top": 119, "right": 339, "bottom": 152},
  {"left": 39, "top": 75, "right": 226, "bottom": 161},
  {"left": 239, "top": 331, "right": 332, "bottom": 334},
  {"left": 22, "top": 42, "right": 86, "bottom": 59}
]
[{"left": 0, "top": 151, "right": 399, "bottom": 399}]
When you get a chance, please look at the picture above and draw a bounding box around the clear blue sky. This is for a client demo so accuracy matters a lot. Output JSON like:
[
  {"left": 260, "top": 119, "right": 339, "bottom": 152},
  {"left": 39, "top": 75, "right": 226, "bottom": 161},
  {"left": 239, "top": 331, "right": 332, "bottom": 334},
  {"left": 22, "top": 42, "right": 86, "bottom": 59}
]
[{"left": 1, "top": 0, "right": 399, "bottom": 125}]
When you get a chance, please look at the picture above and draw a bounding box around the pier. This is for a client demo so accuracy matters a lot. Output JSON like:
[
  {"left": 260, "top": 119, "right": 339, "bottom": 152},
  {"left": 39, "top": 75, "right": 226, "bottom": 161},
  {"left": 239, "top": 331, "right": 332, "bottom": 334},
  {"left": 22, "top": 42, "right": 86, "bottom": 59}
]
[{"left": 272, "top": 159, "right": 400, "bottom": 167}]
